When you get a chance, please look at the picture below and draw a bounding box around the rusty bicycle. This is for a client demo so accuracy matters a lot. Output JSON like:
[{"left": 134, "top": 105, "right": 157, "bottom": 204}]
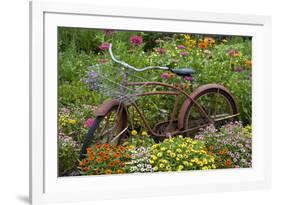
[{"left": 80, "top": 44, "right": 239, "bottom": 157}]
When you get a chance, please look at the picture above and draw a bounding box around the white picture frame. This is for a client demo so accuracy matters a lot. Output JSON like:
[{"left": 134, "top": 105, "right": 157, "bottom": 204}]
[{"left": 30, "top": 0, "right": 272, "bottom": 204}]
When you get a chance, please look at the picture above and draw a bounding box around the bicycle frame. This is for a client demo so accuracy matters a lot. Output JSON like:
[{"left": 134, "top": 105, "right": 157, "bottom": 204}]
[{"left": 117, "top": 80, "right": 214, "bottom": 139}]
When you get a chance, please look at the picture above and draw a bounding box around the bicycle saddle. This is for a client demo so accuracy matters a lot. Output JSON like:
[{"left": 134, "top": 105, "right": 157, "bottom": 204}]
[{"left": 170, "top": 68, "right": 195, "bottom": 77}]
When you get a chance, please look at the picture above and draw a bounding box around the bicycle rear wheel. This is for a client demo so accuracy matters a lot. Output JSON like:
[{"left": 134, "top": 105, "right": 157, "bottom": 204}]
[{"left": 181, "top": 84, "right": 238, "bottom": 134}]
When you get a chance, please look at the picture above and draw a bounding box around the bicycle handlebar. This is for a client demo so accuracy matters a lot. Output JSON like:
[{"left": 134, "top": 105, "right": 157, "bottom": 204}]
[{"left": 108, "top": 43, "right": 170, "bottom": 72}]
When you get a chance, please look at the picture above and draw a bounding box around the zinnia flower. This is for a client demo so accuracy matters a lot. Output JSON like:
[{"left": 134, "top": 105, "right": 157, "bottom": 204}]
[
  {"left": 104, "top": 30, "right": 116, "bottom": 36},
  {"left": 84, "top": 118, "right": 94, "bottom": 128},
  {"left": 68, "top": 119, "right": 76, "bottom": 124},
  {"left": 156, "top": 48, "right": 166, "bottom": 55},
  {"left": 161, "top": 73, "right": 171, "bottom": 79},
  {"left": 184, "top": 76, "right": 193, "bottom": 82},
  {"left": 234, "top": 67, "right": 244, "bottom": 72},
  {"left": 99, "top": 42, "right": 110, "bottom": 50},
  {"left": 177, "top": 45, "right": 185, "bottom": 49},
  {"left": 228, "top": 49, "right": 241, "bottom": 57},
  {"left": 131, "top": 130, "right": 138, "bottom": 136},
  {"left": 105, "top": 169, "right": 113, "bottom": 174},
  {"left": 180, "top": 51, "right": 189, "bottom": 57},
  {"left": 130, "top": 35, "right": 143, "bottom": 45}
]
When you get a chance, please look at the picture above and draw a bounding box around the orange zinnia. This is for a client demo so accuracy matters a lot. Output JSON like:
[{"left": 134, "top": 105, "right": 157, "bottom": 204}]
[
  {"left": 245, "top": 60, "right": 252, "bottom": 67},
  {"left": 114, "top": 159, "right": 121, "bottom": 164},
  {"left": 198, "top": 42, "right": 208, "bottom": 49},
  {"left": 225, "top": 159, "right": 232, "bottom": 167},
  {"left": 113, "top": 152, "right": 121, "bottom": 158},
  {"left": 82, "top": 167, "right": 89, "bottom": 172},
  {"left": 208, "top": 145, "right": 214, "bottom": 151},
  {"left": 88, "top": 154, "right": 94, "bottom": 161},
  {"left": 103, "top": 143, "right": 110, "bottom": 149},
  {"left": 96, "top": 157, "right": 103, "bottom": 163},
  {"left": 95, "top": 143, "right": 101, "bottom": 149},
  {"left": 105, "top": 169, "right": 112, "bottom": 175},
  {"left": 108, "top": 161, "right": 115, "bottom": 167},
  {"left": 117, "top": 169, "right": 124, "bottom": 174},
  {"left": 79, "top": 161, "right": 84, "bottom": 167}
]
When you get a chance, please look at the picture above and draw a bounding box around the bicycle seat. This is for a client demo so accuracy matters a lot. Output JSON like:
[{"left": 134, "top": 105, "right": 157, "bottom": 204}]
[{"left": 171, "top": 68, "right": 195, "bottom": 77}]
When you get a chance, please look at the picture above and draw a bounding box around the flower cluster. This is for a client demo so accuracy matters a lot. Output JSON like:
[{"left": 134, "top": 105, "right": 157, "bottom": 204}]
[
  {"left": 130, "top": 35, "right": 143, "bottom": 46},
  {"left": 126, "top": 147, "right": 153, "bottom": 173},
  {"left": 58, "top": 133, "right": 79, "bottom": 176},
  {"left": 195, "top": 122, "right": 252, "bottom": 168},
  {"left": 79, "top": 143, "right": 131, "bottom": 175},
  {"left": 149, "top": 136, "right": 216, "bottom": 172},
  {"left": 81, "top": 69, "right": 100, "bottom": 91}
]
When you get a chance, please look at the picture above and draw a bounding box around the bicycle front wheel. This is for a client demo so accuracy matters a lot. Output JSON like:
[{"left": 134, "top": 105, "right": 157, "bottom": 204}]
[{"left": 80, "top": 104, "right": 128, "bottom": 158}]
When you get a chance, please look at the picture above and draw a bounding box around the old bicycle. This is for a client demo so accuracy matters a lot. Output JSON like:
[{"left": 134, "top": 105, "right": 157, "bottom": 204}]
[{"left": 80, "top": 44, "right": 239, "bottom": 158}]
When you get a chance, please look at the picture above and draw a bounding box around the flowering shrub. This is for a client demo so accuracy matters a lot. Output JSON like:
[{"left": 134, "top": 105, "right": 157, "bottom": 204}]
[
  {"left": 125, "top": 147, "right": 153, "bottom": 173},
  {"left": 78, "top": 143, "right": 131, "bottom": 175},
  {"left": 195, "top": 122, "right": 252, "bottom": 168},
  {"left": 58, "top": 133, "right": 79, "bottom": 176},
  {"left": 149, "top": 136, "right": 216, "bottom": 172}
]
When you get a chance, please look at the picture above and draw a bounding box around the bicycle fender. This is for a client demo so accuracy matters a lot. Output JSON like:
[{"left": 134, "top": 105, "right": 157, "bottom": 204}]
[{"left": 95, "top": 99, "right": 126, "bottom": 116}]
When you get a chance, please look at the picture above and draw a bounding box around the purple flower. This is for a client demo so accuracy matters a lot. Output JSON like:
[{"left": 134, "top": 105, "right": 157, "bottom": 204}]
[
  {"left": 84, "top": 118, "right": 94, "bottom": 128},
  {"left": 184, "top": 76, "right": 193, "bottom": 82},
  {"left": 180, "top": 51, "right": 189, "bottom": 57},
  {"left": 228, "top": 49, "right": 241, "bottom": 57},
  {"left": 130, "top": 35, "right": 143, "bottom": 45},
  {"left": 177, "top": 45, "right": 185, "bottom": 49},
  {"left": 104, "top": 30, "right": 116, "bottom": 36},
  {"left": 234, "top": 66, "right": 244, "bottom": 72},
  {"left": 161, "top": 73, "right": 170, "bottom": 79},
  {"left": 99, "top": 42, "right": 110, "bottom": 50},
  {"left": 156, "top": 48, "right": 166, "bottom": 55}
]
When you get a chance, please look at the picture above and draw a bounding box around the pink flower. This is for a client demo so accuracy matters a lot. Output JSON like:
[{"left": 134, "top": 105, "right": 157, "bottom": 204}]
[
  {"left": 234, "top": 66, "right": 244, "bottom": 72},
  {"left": 180, "top": 51, "right": 189, "bottom": 57},
  {"left": 130, "top": 35, "right": 143, "bottom": 45},
  {"left": 99, "top": 42, "right": 110, "bottom": 50},
  {"left": 104, "top": 30, "right": 116, "bottom": 36},
  {"left": 156, "top": 48, "right": 166, "bottom": 55},
  {"left": 177, "top": 45, "right": 185, "bottom": 49},
  {"left": 161, "top": 73, "right": 170, "bottom": 79},
  {"left": 84, "top": 118, "right": 94, "bottom": 128},
  {"left": 184, "top": 76, "right": 193, "bottom": 82}
]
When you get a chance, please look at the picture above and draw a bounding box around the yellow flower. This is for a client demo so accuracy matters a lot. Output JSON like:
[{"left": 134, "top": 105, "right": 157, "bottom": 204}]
[
  {"left": 176, "top": 157, "right": 180, "bottom": 161},
  {"left": 159, "top": 163, "right": 165, "bottom": 168},
  {"left": 150, "top": 160, "right": 155, "bottom": 164},
  {"left": 177, "top": 154, "right": 183, "bottom": 159},
  {"left": 141, "top": 131, "right": 148, "bottom": 136},
  {"left": 68, "top": 119, "right": 76, "bottom": 124},
  {"left": 153, "top": 166, "right": 159, "bottom": 172},
  {"left": 131, "top": 130, "right": 138, "bottom": 136},
  {"left": 176, "top": 148, "right": 182, "bottom": 153},
  {"left": 183, "top": 161, "right": 189, "bottom": 166},
  {"left": 128, "top": 145, "right": 135, "bottom": 150},
  {"left": 151, "top": 155, "right": 157, "bottom": 161},
  {"left": 171, "top": 153, "right": 176, "bottom": 158},
  {"left": 157, "top": 152, "right": 163, "bottom": 157},
  {"left": 160, "top": 147, "right": 167, "bottom": 152},
  {"left": 202, "top": 166, "right": 209, "bottom": 170},
  {"left": 177, "top": 165, "right": 184, "bottom": 171}
]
